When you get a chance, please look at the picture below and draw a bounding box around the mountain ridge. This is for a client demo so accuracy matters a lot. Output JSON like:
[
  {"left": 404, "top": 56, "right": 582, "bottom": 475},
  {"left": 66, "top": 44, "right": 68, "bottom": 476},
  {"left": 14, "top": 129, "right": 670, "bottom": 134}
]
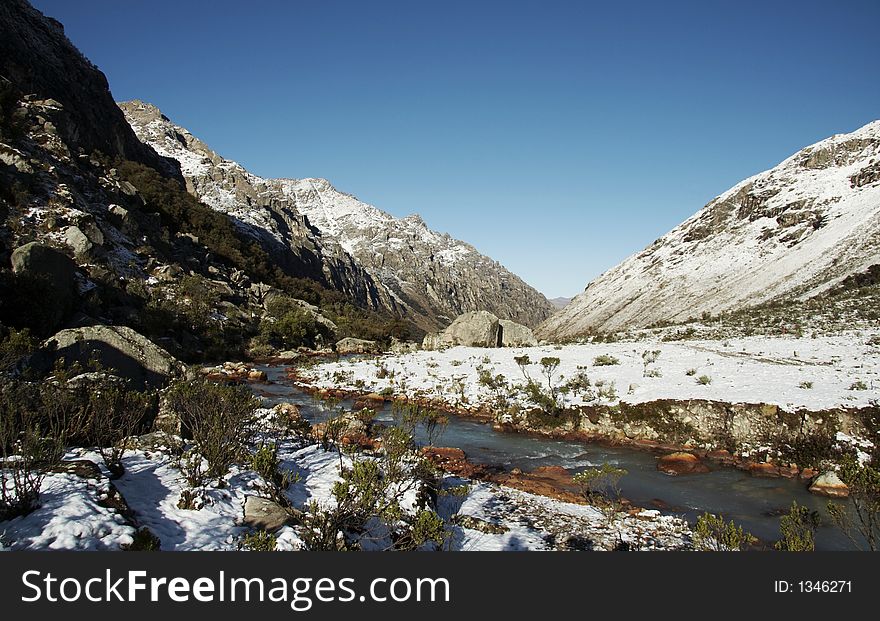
[
  {"left": 120, "top": 100, "right": 553, "bottom": 332},
  {"left": 538, "top": 119, "right": 880, "bottom": 339}
]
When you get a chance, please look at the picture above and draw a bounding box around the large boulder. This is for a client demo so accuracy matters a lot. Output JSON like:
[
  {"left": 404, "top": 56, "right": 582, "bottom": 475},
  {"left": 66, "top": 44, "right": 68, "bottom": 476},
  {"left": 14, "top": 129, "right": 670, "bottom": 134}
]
[
  {"left": 335, "top": 337, "right": 379, "bottom": 354},
  {"left": 499, "top": 319, "right": 538, "bottom": 347},
  {"left": 432, "top": 311, "right": 502, "bottom": 349},
  {"left": 32, "top": 325, "right": 183, "bottom": 389},
  {"left": 10, "top": 242, "right": 79, "bottom": 331}
]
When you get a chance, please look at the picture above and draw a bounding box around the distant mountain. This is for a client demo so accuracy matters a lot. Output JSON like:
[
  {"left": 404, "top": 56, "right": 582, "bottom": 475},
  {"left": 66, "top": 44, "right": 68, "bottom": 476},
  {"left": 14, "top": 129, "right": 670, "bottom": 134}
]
[
  {"left": 548, "top": 297, "right": 572, "bottom": 310},
  {"left": 538, "top": 121, "right": 880, "bottom": 339},
  {"left": 121, "top": 101, "right": 553, "bottom": 331}
]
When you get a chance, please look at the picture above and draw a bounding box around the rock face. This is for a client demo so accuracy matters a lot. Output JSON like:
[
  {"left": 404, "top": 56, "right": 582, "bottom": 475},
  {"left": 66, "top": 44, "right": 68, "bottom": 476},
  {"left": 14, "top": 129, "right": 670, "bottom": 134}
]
[
  {"left": 422, "top": 311, "right": 536, "bottom": 349},
  {"left": 120, "top": 101, "right": 553, "bottom": 332},
  {"left": 33, "top": 325, "right": 183, "bottom": 389},
  {"left": 808, "top": 471, "right": 849, "bottom": 498},
  {"left": 538, "top": 120, "right": 880, "bottom": 339},
  {"left": 0, "top": 0, "right": 167, "bottom": 169}
]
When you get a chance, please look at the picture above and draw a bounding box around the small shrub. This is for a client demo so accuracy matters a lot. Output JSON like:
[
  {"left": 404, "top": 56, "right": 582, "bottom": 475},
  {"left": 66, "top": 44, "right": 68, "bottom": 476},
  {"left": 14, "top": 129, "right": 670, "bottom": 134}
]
[
  {"left": 239, "top": 530, "right": 277, "bottom": 551},
  {"left": 775, "top": 502, "right": 819, "bottom": 552},
  {"left": 165, "top": 379, "right": 259, "bottom": 481},
  {"left": 693, "top": 513, "right": 750, "bottom": 551},
  {"left": 593, "top": 354, "right": 620, "bottom": 366},
  {"left": 122, "top": 527, "right": 162, "bottom": 551}
]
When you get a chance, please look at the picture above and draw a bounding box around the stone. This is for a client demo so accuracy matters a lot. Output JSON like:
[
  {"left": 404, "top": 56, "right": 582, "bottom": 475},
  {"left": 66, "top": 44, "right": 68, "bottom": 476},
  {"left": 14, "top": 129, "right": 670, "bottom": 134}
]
[
  {"left": 243, "top": 496, "right": 290, "bottom": 532},
  {"left": 434, "top": 311, "right": 502, "bottom": 349},
  {"left": 32, "top": 324, "right": 183, "bottom": 389},
  {"left": 499, "top": 319, "right": 538, "bottom": 347},
  {"left": 247, "top": 369, "right": 268, "bottom": 382},
  {"left": 335, "top": 337, "right": 379, "bottom": 354},
  {"left": 63, "top": 225, "right": 93, "bottom": 258},
  {"left": 809, "top": 472, "right": 849, "bottom": 498},
  {"left": 657, "top": 452, "right": 710, "bottom": 475}
]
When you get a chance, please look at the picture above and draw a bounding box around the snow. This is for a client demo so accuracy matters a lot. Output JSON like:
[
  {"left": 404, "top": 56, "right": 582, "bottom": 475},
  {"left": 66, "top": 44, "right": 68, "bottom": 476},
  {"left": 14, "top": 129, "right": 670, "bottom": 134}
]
[{"left": 297, "top": 332, "right": 880, "bottom": 412}]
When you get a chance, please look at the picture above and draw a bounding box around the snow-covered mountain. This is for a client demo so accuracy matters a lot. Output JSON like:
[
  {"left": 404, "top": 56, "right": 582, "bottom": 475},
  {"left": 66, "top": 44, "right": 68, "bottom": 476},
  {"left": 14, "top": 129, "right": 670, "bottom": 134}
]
[
  {"left": 538, "top": 120, "right": 880, "bottom": 339},
  {"left": 120, "top": 101, "right": 553, "bottom": 332}
]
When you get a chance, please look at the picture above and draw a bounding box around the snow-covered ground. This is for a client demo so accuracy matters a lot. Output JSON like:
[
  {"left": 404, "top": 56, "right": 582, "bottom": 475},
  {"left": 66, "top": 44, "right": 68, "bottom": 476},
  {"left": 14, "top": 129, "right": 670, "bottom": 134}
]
[
  {"left": 298, "top": 331, "right": 880, "bottom": 412},
  {"left": 0, "top": 414, "right": 689, "bottom": 551}
]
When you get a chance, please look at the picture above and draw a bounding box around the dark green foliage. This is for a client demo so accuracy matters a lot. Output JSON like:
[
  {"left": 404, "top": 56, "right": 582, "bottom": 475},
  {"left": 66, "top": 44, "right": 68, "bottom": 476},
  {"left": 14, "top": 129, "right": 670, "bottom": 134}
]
[
  {"left": 165, "top": 379, "right": 259, "bottom": 481},
  {"left": 775, "top": 502, "right": 819, "bottom": 551},
  {"left": 693, "top": 512, "right": 751, "bottom": 551},
  {"left": 238, "top": 530, "right": 277, "bottom": 551},
  {"left": 0, "top": 327, "right": 36, "bottom": 373},
  {"left": 0, "top": 270, "right": 66, "bottom": 337},
  {"left": 122, "top": 527, "right": 162, "bottom": 551},
  {"left": 826, "top": 455, "right": 880, "bottom": 551}
]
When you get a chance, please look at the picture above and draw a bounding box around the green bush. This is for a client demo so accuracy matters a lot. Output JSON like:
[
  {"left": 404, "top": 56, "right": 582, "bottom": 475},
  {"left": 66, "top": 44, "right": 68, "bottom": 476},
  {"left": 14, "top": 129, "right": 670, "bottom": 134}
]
[
  {"left": 239, "top": 530, "right": 277, "bottom": 551},
  {"left": 165, "top": 379, "right": 259, "bottom": 481},
  {"left": 693, "top": 513, "right": 751, "bottom": 551},
  {"left": 593, "top": 354, "right": 620, "bottom": 366},
  {"left": 775, "top": 502, "right": 819, "bottom": 551}
]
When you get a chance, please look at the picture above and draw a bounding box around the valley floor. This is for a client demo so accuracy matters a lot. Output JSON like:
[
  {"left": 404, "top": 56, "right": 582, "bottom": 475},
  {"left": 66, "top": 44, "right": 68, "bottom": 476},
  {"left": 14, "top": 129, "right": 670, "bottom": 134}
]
[{"left": 299, "top": 331, "right": 880, "bottom": 412}]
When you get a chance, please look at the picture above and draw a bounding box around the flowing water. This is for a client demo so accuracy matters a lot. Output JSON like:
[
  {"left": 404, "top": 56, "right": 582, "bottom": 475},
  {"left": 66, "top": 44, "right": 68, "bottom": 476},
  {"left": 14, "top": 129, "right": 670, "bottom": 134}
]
[{"left": 256, "top": 364, "right": 856, "bottom": 550}]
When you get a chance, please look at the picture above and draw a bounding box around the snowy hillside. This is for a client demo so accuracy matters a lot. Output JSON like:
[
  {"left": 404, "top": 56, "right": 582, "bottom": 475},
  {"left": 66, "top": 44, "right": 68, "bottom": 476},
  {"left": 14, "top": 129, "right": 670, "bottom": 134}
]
[
  {"left": 119, "top": 101, "right": 552, "bottom": 332},
  {"left": 539, "top": 121, "right": 880, "bottom": 339}
]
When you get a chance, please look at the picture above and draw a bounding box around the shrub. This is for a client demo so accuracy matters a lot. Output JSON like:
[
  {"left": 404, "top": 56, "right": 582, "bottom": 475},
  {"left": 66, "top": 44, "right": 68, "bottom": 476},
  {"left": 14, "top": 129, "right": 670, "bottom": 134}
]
[
  {"left": 826, "top": 455, "right": 880, "bottom": 551},
  {"left": 250, "top": 441, "right": 299, "bottom": 507},
  {"left": 0, "top": 403, "right": 64, "bottom": 520},
  {"left": 165, "top": 379, "right": 259, "bottom": 481},
  {"left": 122, "top": 527, "right": 162, "bottom": 551},
  {"left": 239, "top": 530, "right": 277, "bottom": 551},
  {"left": 693, "top": 513, "right": 750, "bottom": 551},
  {"left": 775, "top": 502, "right": 819, "bottom": 551},
  {"left": 85, "top": 384, "right": 153, "bottom": 478},
  {"left": 593, "top": 354, "right": 620, "bottom": 366}
]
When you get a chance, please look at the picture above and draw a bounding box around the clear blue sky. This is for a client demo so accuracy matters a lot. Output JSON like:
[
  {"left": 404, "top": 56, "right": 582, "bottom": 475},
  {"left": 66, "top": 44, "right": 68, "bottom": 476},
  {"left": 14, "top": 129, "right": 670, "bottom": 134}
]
[{"left": 31, "top": 0, "right": 880, "bottom": 298}]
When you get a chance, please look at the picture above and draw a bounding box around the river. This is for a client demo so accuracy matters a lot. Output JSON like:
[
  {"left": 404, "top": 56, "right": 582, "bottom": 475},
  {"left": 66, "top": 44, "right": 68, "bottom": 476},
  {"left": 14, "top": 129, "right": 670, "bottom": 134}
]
[{"left": 256, "top": 364, "right": 856, "bottom": 550}]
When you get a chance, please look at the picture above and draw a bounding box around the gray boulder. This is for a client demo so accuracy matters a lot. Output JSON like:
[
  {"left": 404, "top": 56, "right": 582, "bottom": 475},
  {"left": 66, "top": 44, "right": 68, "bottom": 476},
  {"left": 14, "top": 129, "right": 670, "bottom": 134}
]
[
  {"left": 32, "top": 325, "right": 183, "bottom": 389},
  {"left": 336, "top": 337, "right": 379, "bottom": 354},
  {"left": 499, "top": 319, "right": 538, "bottom": 347},
  {"left": 436, "top": 311, "right": 502, "bottom": 348}
]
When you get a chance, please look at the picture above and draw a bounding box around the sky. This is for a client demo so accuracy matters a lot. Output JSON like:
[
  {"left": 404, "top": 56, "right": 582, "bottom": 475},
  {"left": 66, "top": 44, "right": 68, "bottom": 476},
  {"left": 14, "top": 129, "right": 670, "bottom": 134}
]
[{"left": 30, "top": 0, "right": 880, "bottom": 298}]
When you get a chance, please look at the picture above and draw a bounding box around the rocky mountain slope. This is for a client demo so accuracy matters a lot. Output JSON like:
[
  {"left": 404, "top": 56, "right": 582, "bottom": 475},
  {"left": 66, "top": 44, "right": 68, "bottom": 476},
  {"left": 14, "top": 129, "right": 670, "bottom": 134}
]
[
  {"left": 539, "top": 121, "right": 880, "bottom": 339},
  {"left": 120, "top": 101, "right": 553, "bottom": 332}
]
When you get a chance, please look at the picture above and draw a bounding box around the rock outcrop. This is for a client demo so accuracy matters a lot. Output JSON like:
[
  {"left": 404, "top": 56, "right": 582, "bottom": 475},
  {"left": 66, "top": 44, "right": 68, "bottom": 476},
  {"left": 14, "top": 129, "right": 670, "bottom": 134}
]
[
  {"left": 335, "top": 337, "right": 379, "bottom": 354},
  {"left": 538, "top": 120, "right": 880, "bottom": 338},
  {"left": 0, "top": 0, "right": 169, "bottom": 170},
  {"left": 32, "top": 325, "right": 183, "bottom": 389},
  {"left": 422, "top": 311, "right": 537, "bottom": 349}
]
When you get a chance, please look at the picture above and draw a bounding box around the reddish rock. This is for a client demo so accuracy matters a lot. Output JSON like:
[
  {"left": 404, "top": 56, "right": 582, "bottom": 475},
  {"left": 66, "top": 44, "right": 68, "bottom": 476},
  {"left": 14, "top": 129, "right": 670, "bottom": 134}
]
[
  {"left": 706, "top": 449, "right": 735, "bottom": 464},
  {"left": 800, "top": 467, "right": 819, "bottom": 481},
  {"left": 657, "top": 452, "right": 710, "bottom": 475},
  {"left": 748, "top": 462, "right": 782, "bottom": 478}
]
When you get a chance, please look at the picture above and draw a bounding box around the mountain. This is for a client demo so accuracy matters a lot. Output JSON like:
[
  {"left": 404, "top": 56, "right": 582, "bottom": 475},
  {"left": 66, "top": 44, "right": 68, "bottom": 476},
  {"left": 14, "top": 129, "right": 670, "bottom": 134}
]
[
  {"left": 538, "top": 121, "right": 880, "bottom": 339},
  {"left": 120, "top": 101, "right": 553, "bottom": 332},
  {"left": 0, "top": 0, "right": 166, "bottom": 172},
  {"left": 548, "top": 297, "right": 572, "bottom": 310}
]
